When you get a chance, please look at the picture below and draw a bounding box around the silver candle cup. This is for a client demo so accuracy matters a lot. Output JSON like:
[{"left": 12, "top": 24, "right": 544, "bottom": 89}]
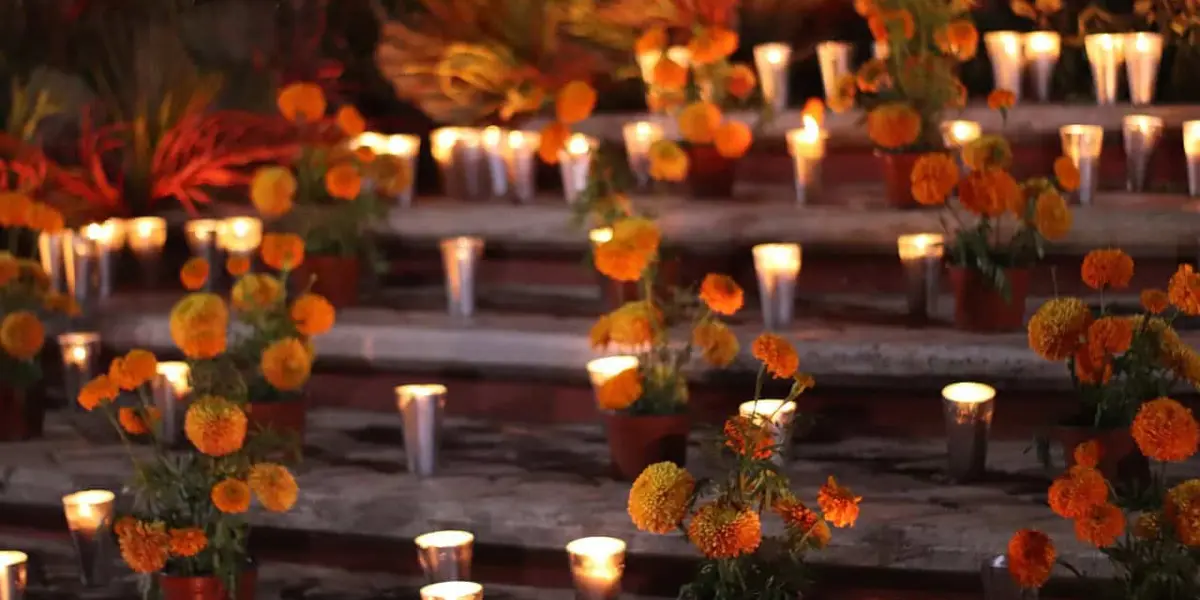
[
  {"left": 897, "top": 234, "right": 944, "bottom": 321},
  {"left": 1023, "top": 31, "right": 1060, "bottom": 103},
  {"left": 79, "top": 219, "right": 125, "bottom": 299},
  {"left": 185, "top": 219, "right": 224, "bottom": 292},
  {"left": 786, "top": 122, "right": 825, "bottom": 205},
  {"left": 432, "top": 128, "right": 485, "bottom": 201},
  {"left": 1125, "top": 32, "right": 1163, "bottom": 106},
  {"left": 64, "top": 234, "right": 98, "bottom": 311},
  {"left": 1122, "top": 115, "right": 1163, "bottom": 192},
  {"left": 1084, "top": 34, "right": 1125, "bottom": 105},
  {"left": 396, "top": 384, "right": 448, "bottom": 477},
  {"left": 480, "top": 126, "right": 510, "bottom": 199},
  {"left": 58, "top": 332, "right": 101, "bottom": 411},
  {"left": 504, "top": 130, "right": 541, "bottom": 204},
  {"left": 1186, "top": 120, "right": 1200, "bottom": 198},
  {"left": 37, "top": 230, "right": 69, "bottom": 293},
  {"left": 415, "top": 530, "right": 474, "bottom": 583},
  {"left": 1060, "top": 125, "right": 1104, "bottom": 205},
  {"left": 752, "top": 244, "right": 801, "bottom": 330},
  {"left": 0, "top": 551, "right": 27, "bottom": 600},
  {"left": 623, "top": 121, "right": 665, "bottom": 188},
  {"left": 62, "top": 490, "right": 115, "bottom": 587},
  {"left": 738, "top": 399, "right": 798, "bottom": 465},
  {"left": 558, "top": 134, "right": 598, "bottom": 205},
  {"left": 153, "top": 362, "right": 192, "bottom": 446},
  {"left": 440, "top": 236, "right": 485, "bottom": 318},
  {"left": 985, "top": 32, "right": 1025, "bottom": 102},
  {"left": 566, "top": 537, "right": 627, "bottom": 600},
  {"left": 941, "top": 382, "right": 996, "bottom": 482}
]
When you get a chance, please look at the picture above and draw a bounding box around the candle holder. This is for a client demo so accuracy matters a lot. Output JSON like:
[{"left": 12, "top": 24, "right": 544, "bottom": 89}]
[
  {"left": 127, "top": 216, "right": 167, "bottom": 288},
  {"left": 217, "top": 216, "right": 263, "bottom": 263},
  {"left": 1059, "top": 125, "right": 1104, "bottom": 205},
  {"left": 814, "top": 42, "right": 848, "bottom": 106},
  {"left": 185, "top": 219, "right": 224, "bottom": 292},
  {"left": 153, "top": 362, "right": 191, "bottom": 446},
  {"left": 419, "top": 581, "right": 483, "bottom": 600},
  {"left": 623, "top": 121, "right": 665, "bottom": 188},
  {"left": 566, "top": 537, "right": 626, "bottom": 600},
  {"left": 503, "top": 130, "right": 541, "bottom": 204},
  {"left": 62, "top": 489, "right": 115, "bottom": 587},
  {"left": 65, "top": 234, "right": 97, "bottom": 312},
  {"left": 1023, "top": 31, "right": 1060, "bottom": 102},
  {"left": 941, "top": 121, "right": 981, "bottom": 174},
  {"left": 1084, "top": 34, "right": 1125, "bottom": 105},
  {"left": 480, "top": 126, "right": 509, "bottom": 199},
  {"left": 58, "top": 332, "right": 101, "bottom": 410},
  {"left": 738, "top": 399, "right": 797, "bottom": 465},
  {"left": 1122, "top": 115, "right": 1163, "bottom": 192},
  {"left": 354, "top": 133, "right": 422, "bottom": 207},
  {"left": 1185, "top": 120, "right": 1200, "bottom": 198},
  {"left": 415, "top": 530, "right": 474, "bottom": 583},
  {"left": 985, "top": 32, "right": 1024, "bottom": 102},
  {"left": 897, "top": 234, "right": 944, "bottom": 321},
  {"left": 755, "top": 43, "right": 793, "bottom": 112},
  {"left": 37, "top": 231, "right": 69, "bottom": 293},
  {"left": 785, "top": 119, "right": 825, "bottom": 205},
  {"left": 0, "top": 551, "right": 27, "bottom": 600},
  {"left": 558, "top": 134, "right": 598, "bottom": 204},
  {"left": 440, "top": 236, "right": 484, "bottom": 318},
  {"left": 432, "top": 127, "right": 485, "bottom": 201},
  {"left": 941, "top": 382, "right": 996, "bottom": 482},
  {"left": 752, "top": 243, "right": 801, "bottom": 330},
  {"left": 586, "top": 356, "right": 639, "bottom": 397},
  {"left": 80, "top": 219, "right": 125, "bottom": 299},
  {"left": 1125, "top": 32, "right": 1163, "bottom": 106},
  {"left": 873, "top": 40, "right": 890, "bottom": 60},
  {"left": 396, "top": 384, "right": 448, "bottom": 477},
  {"left": 981, "top": 554, "right": 1038, "bottom": 599}
]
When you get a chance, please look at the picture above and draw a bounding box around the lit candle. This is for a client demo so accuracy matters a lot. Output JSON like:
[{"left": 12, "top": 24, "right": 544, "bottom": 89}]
[
  {"left": 419, "top": 581, "right": 483, "bottom": 600},
  {"left": 480, "top": 126, "right": 509, "bottom": 199},
  {"left": 184, "top": 219, "right": 221, "bottom": 254},
  {"left": 752, "top": 243, "right": 801, "bottom": 330},
  {"left": 432, "top": 127, "right": 484, "bottom": 200},
  {"left": 216, "top": 216, "right": 262, "bottom": 257},
  {"left": 157, "top": 361, "right": 191, "bottom": 397},
  {"left": 1185, "top": 120, "right": 1200, "bottom": 198},
  {"left": 58, "top": 332, "right": 101, "bottom": 410},
  {"left": 940, "top": 120, "right": 982, "bottom": 150},
  {"left": 62, "top": 490, "right": 115, "bottom": 536},
  {"left": 897, "top": 234, "right": 944, "bottom": 320},
  {"left": 941, "top": 382, "right": 996, "bottom": 482},
  {"left": 558, "top": 134, "right": 597, "bottom": 205},
  {"left": 785, "top": 116, "right": 825, "bottom": 205},
  {"left": 756, "top": 43, "right": 793, "bottom": 112},
  {"left": 126, "top": 217, "right": 166, "bottom": 255},
  {"left": 586, "top": 355, "right": 639, "bottom": 390},
  {"left": 1084, "top": 34, "right": 1125, "bottom": 105},
  {"left": 873, "top": 40, "right": 890, "bottom": 60},
  {"left": 637, "top": 46, "right": 691, "bottom": 109},
  {"left": 504, "top": 130, "right": 541, "bottom": 203},
  {"left": 1122, "top": 115, "right": 1164, "bottom": 192},
  {"left": 396, "top": 384, "right": 449, "bottom": 477},
  {"left": 1023, "top": 31, "right": 1061, "bottom": 102},
  {"left": 81, "top": 218, "right": 126, "bottom": 298},
  {"left": 65, "top": 234, "right": 97, "bottom": 308},
  {"left": 415, "top": 530, "right": 474, "bottom": 583},
  {"left": 0, "top": 551, "right": 27, "bottom": 599},
  {"left": 149, "top": 361, "right": 191, "bottom": 446},
  {"left": 352, "top": 133, "right": 423, "bottom": 206},
  {"left": 566, "top": 536, "right": 626, "bottom": 600},
  {"left": 440, "top": 236, "right": 485, "bottom": 318},
  {"left": 588, "top": 227, "right": 613, "bottom": 246},
  {"left": 622, "top": 121, "right": 665, "bottom": 188},
  {"left": 38, "top": 230, "right": 70, "bottom": 293},
  {"left": 984, "top": 31, "right": 1024, "bottom": 102},
  {"left": 738, "top": 399, "right": 798, "bottom": 463},
  {"left": 1059, "top": 124, "right": 1105, "bottom": 205},
  {"left": 1125, "top": 32, "right": 1163, "bottom": 106}
]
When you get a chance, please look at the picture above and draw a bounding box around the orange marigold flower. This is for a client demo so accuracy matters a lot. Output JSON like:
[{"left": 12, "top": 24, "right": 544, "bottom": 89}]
[
  {"left": 726, "top": 64, "right": 757, "bottom": 99},
  {"left": 325, "top": 163, "right": 362, "bottom": 200},
  {"left": 1027, "top": 297, "right": 1091, "bottom": 361},
  {"left": 597, "top": 368, "right": 642, "bottom": 411},
  {"left": 118, "top": 406, "right": 160, "bottom": 436},
  {"left": 652, "top": 58, "right": 688, "bottom": 91},
  {"left": 168, "top": 528, "right": 208, "bottom": 557},
  {"left": 1141, "top": 289, "right": 1169, "bottom": 314},
  {"left": 117, "top": 520, "right": 170, "bottom": 574},
  {"left": 774, "top": 496, "right": 831, "bottom": 548},
  {"left": 261, "top": 337, "right": 313, "bottom": 391},
  {"left": 108, "top": 349, "right": 158, "bottom": 391},
  {"left": 687, "top": 503, "right": 762, "bottom": 559},
  {"left": 232, "top": 274, "right": 283, "bottom": 312},
  {"left": 1081, "top": 249, "right": 1134, "bottom": 291},
  {"left": 987, "top": 89, "right": 1016, "bottom": 111},
  {"left": 818, "top": 476, "right": 861, "bottom": 528},
  {"left": 910, "top": 153, "right": 959, "bottom": 206},
  {"left": 78, "top": 374, "right": 119, "bottom": 411},
  {"left": 688, "top": 27, "right": 738, "bottom": 65},
  {"left": 1169, "top": 264, "right": 1200, "bottom": 315},
  {"left": 1086, "top": 317, "right": 1133, "bottom": 357},
  {"left": 935, "top": 20, "right": 979, "bottom": 61},
  {"left": 211, "top": 479, "right": 252, "bottom": 514},
  {"left": 648, "top": 139, "right": 689, "bottom": 182},
  {"left": 959, "top": 168, "right": 1020, "bottom": 217},
  {"left": 854, "top": 0, "right": 877, "bottom": 16},
  {"left": 714, "top": 121, "right": 753, "bottom": 159},
  {"left": 1034, "top": 190, "right": 1072, "bottom": 241},
  {"left": 1073, "top": 440, "right": 1102, "bottom": 469},
  {"left": 868, "top": 9, "right": 915, "bottom": 41},
  {"left": 27, "top": 202, "right": 64, "bottom": 233},
  {"left": 723, "top": 415, "right": 774, "bottom": 460},
  {"left": 628, "top": 461, "right": 694, "bottom": 534},
  {"left": 169, "top": 293, "right": 229, "bottom": 360},
  {"left": 866, "top": 103, "right": 921, "bottom": 150},
  {"left": 290, "top": 294, "right": 336, "bottom": 336},
  {"left": 250, "top": 166, "right": 297, "bottom": 219},
  {"left": 635, "top": 27, "right": 666, "bottom": 56},
  {"left": 1132, "top": 398, "right": 1200, "bottom": 462},
  {"left": 678, "top": 101, "right": 723, "bottom": 144},
  {"left": 1006, "top": 529, "right": 1055, "bottom": 589},
  {"left": 0, "top": 192, "right": 32, "bottom": 228},
  {"left": 752, "top": 333, "right": 799, "bottom": 379},
  {"left": 249, "top": 463, "right": 299, "bottom": 512},
  {"left": 699, "top": 274, "right": 743, "bottom": 315},
  {"left": 556, "top": 81, "right": 597, "bottom": 125},
  {"left": 608, "top": 301, "right": 660, "bottom": 347},
  {"left": 962, "top": 135, "right": 1013, "bottom": 172},
  {"left": 184, "top": 396, "right": 247, "bottom": 457},
  {"left": 589, "top": 315, "right": 612, "bottom": 349},
  {"left": 1047, "top": 466, "right": 1108, "bottom": 518},
  {"left": 692, "top": 321, "right": 739, "bottom": 367},
  {"left": 802, "top": 98, "right": 825, "bottom": 127},
  {"left": 1054, "top": 156, "right": 1080, "bottom": 192},
  {"left": 0, "top": 310, "right": 43, "bottom": 360},
  {"left": 1073, "top": 343, "right": 1113, "bottom": 385},
  {"left": 1165, "top": 479, "right": 1200, "bottom": 546},
  {"left": 114, "top": 516, "right": 136, "bottom": 538},
  {"left": 537, "top": 121, "right": 570, "bottom": 165},
  {"left": 180, "top": 257, "right": 209, "bottom": 291},
  {"left": 1133, "top": 512, "right": 1162, "bottom": 540},
  {"left": 335, "top": 105, "right": 365, "bottom": 136},
  {"left": 277, "top": 82, "right": 326, "bottom": 122},
  {"left": 1074, "top": 502, "right": 1125, "bottom": 547},
  {"left": 261, "top": 232, "right": 306, "bottom": 271},
  {"left": 856, "top": 59, "right": 891, "bottom": 93},
  {"left": 226, "top": 255, "right": 251, "bottom": 277},
  {"left": 594, "top": 244, "right": 651, "bottom": 282}
]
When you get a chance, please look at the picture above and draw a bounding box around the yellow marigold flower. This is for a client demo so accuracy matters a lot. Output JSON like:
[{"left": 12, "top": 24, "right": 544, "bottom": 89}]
[
  {"left": 714, "top": 121, "right": 753, "bottom": 159},
  {"left": 184, "top": 396, "right": 248, "bottom": 457},
  {"left": 752, "top": 333, "right": 799, "bottom": 379},
  {"left": 1027, "top": 297, "right": 1091, "bottom": 361},
  {"left": 866, "top": 103, "right": 921, "bottom": 150},
  {"left": 325, "top": 163, "right": 362, "bottom": 200},
  {"left": 1169, "top": 264, "right": 1200, "bottom": 315},
  {"left": 935, "top": 20, "right": 979, "bottom": 61},
  {"left": 1081, "top": 249, "right": 1134, "bottom": 291},
  {"left": 962, "top": 135, "right": 1013, "bottom": 172},
  {"left": 959, "top": 168, "right": 1019, "bottom": 217},
  {"left": 726, "top": 64, "right": 757, "bottom": 99},
  {"left": 692, "top": 321, "right": 739, "bottom": 367},
  {"left": 678, "top": 101, "right": 723, "bottom": 144},
  {"left": 1074, "top": 503, "right": 1124, "bottom": 548},
  {"left": 0, "top": 252, "right": 17, "bottom": 285},
  {"left": 180, "top": 257, "right": 209, "bottom": 291},
  {"left": 249, "top": 463, "right": 299, "bottom": 512},
  {"left": 232, "top": 274, "right": 283, "bottom": 312},
  {"left": 648, "top": 139, "right": 689, "bottom": 182},
  {"left": 628, "top": 461, "right": 694, "bottom": 534},
  {"left": 1048, "top": 465, "right": 1108, "bottom": 518},
  {"left": 1054, "top": 156, "right": 1080, "bottom": 192},
  {"left": 774, "top": 496, "right": 831, "bottom": 549},
  {"left": 537, "top": 121, "right": 570, "bottom": 165},
  {"left": 699, "top": 274, "right": 743, "bottom": 315},
  {"left": 1074, "top": 439, "right": 1102, "bottom": 469},
  {"left": 226, "top": 255, "right": 251, "bottom": 277},
  {"left": 0, "top": 310, "right": 44, "bottom": 360},
  {"left": 290, "top": 294, "right": 335, "bottom": 336},
  {"left": 608, "top": 301, "right": 660, "bottom": 347},
  {"left": 1165, "top": 479, "right": 1200, "bottom": 546},
  {"left": 855, "top": 59, "right": 891, "bottom": 93},
  {"left": 170, "top": 293, "right": 229, "bottom": 360},
  {"left": 212, "top": 479, "right": 252, "bottom": 514},
  {"left": 1133, "top": 512, "right": 1161, "bottom": 540},
  {"left": 635, "top": 27, "right": 666, "bottom": 55},
  {"left": 818, "top": 476, "right": 861, "bottom": 528},
  {"left": 277, "top": 82, "right": 327, "bottom": 122},
  {"left": 910, "top": 153, "right": 959, "bottom": 206},
  {"left": 78, "top": 374, "right": 119, "bottom": 411},
  {"left": 556, "top": 81, "right": 597, "bottom": 125},
  {"left": 1132, "top": 398, "right": 1199, "bottom": 463},
  {"left": 1141, "top": 289, "right": 1169, "bottom": 314},
  {"left": 597, "top": 368, "right": 642, "bottom": 411},
  {"left": 687, "top": 27, "right": 738, "bottom": 65},
  {"left": 261, "top": 232, "right": 306, "bottom": 271},
  {"left": 336, "top": 105, "right": 365, "bottom": 136},
  {"left": 652, "top": 58, "right": 688, "bottom": 91},
  {"left": 168, "top": 528, "right": 208, "bottom": 557},
  {"left": 117, "top": 520, "right": 170, "bottom": 574},
  {"left": 109, "top": 349, "right": 158, "bottom": 391},
  {"left": 250, "top": 166, "right": 296, "bottom": 219},
  {"left": 118, "top": 406, "right": 160, "bottom": 436},
  {"left": 1034, "top": 190, "right": 1071, "bottom": 240},
  {"left": 987, "top": 89, "right": 1016, "bottom": 111},
  {"left": 261, "top": 337, "right": 313, "bottom": 391},
  {"left": 1006, "top": 529, "right": 1056, "bottom": 589},
  {"left": 687, "top": 503, "right": 762, "bottom": 559},
  {"left": 0, "top": 192, "right": 32, "bottom": 228},
  {"left": 828, "top": 74, "right": 857, "bottom": 113}
]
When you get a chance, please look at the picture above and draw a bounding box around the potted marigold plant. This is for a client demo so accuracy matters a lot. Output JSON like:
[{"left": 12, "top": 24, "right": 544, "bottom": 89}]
[
  {"left": 76, "top": 345, "right": 301, "bottom": 600},
  {"left": 830, "top": 0, "right": 976, "bottom": 207},
  {"left": 1006, "top": 399, "right": 1200, "bottom": 599},
  {"left": 907, "top": 98, "right": 1076, "bottom": 332},
  {"left": 250, "top": 82, "right": 406, "bottom": 308},
  {"left": 627, "top": 337, "right": 862, "bottom": 599},
  {"left": 1027, "top": 250, "right": 1200, "bottom": 483}
]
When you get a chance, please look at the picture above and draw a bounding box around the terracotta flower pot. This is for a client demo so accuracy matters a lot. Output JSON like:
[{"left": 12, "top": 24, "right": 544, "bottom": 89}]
[
  {"left": 604, "top": 412, "right": 690, "bottom": 481},
  {"left": 877, "top": 151, "right": 923, "bottom": 209},
  {"left": 685, "top": 145, "right": 738, "bottom": 200},
  {"left": 246, "top": 398, "right": 307, "bottom": 458},
  {"left": 599, "top": 257, "right": 682, "bottom": 310},
  {"left": 1050, "top": 425, "right": 1149, "bottom": 489},
  {"left": 0, "top": 386, "right": 44, "bottom": 442},
  {"left": 949, "top": 267, "right": 1030, "bottom": 333},
  {"left": 292, "top": 255, "right": 360, "bottom": 308},
  {"left": 160, "top": 568, "right": 257, "bottom": 600}
]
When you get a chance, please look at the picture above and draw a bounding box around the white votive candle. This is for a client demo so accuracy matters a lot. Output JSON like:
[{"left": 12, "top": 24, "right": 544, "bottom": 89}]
[{"left": 566, "top": 536, "right": 626, "bottom": 600}]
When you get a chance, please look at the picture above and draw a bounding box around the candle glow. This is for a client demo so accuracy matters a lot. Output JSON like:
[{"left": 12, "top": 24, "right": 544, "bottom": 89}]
[
  {"left": 431, "top": 127, "right": 480, "bottom": 163},
  {"left": 1060, "top": 124, "right": 1105, "bottom": 160},
  {"left": 184, "top": 219, "right": 221, "bottom": 250},
  {"left": 1185, "top": 121, "right": 1200, "bottom": 157},
  {"left": 62, "top": 490, "right": 115, "bottom": 534},
  {"left": 588, "top": 227, "right": 613, "bottom": 245},
  {"left": 58, "top": 332, "right": 99, "bottom": 366},
  {"left": 566, "top": 536, "right": 626, "bottom": 599},
  {"left": 419, "top": 581, "right": 483, "bottom": 600},
  {"left": 941, "top": 382, "right": 996, "bottom": 405},
  {"left": 126, "top": 217, "right": 167, "bottom": 252},
  {"left": 157, "top": 361, "right": 192, "bottom": 397},
  {"left": 738, "top": 399, "right": 797, "bottom": 423},
  {"left": 786, "top": 116, "right": 825, "bottom": 159},
  {"left": 897, "top": 234, "right": 945, "bottom": 261},
  {"left": 415, "top": 530, "right": 474, "bottom": 549},
  {"left": 0, "top": 550, "right": 26, "bottom": 595},
  {"left": 586, "top": 356, "right": 639, "bottom": 387},
  {"left": 216, "top": 217, "right": 262, "bottom": 254},
  {"left": 942, "top": 120, "right": 982, "bottom": 148},
  {"left": 81, "top": 219, "right": 126, "bottom": 250},
  {"left": 752, "top": 243, "right": 802, "bottom": 276},
  {"left": 1023, "top": 31, "right": 1061, "bottom": 58}
]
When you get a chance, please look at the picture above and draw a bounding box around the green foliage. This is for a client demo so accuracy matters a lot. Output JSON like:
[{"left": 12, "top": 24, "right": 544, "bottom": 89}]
[
  {"left": 278, "top": 146, "right": 388, "bottom": 262},
  {"left": 681, "top": 544, "right": 812, "bottom": 600}
]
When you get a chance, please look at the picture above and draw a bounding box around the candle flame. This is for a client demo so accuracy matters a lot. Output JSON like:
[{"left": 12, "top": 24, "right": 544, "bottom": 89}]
[
  {"left": 589, "top": 227, "right": 613, "bottom": 244},
  {"left": 1025, "top": 31, "right": 1059, "bottom": 55},
  {"left": 942, "top": 382, "right": 996, "bottom": 404},
  {"left": 71, "top": 345, "right": 88, "bottom": 362},
  {"left": 586, "top": 355, "right": 638, "bottom": 385},
  {"left": 897, "top": 233, "right": 945, "bottom": 260},
  {"left": 415, "top": 530, "right": 474, "bottom": 549},
  {"left": 419, "top": 581, "right": 483, "bottom": 600},
  {"left": 1184, "top": 120, "right": 1200, "bottom": 156},
  {"left": 566, "top": 536, "right": 627, "bottom": 559},
  {"left": 566, "top": 134, "right": 592, "bottom": 155},
  {"left": 753, "top": 243, "right": 802, "bottom": 274},
  {"left": 481, "top": 126, "right": 504, "bottom": 148},
  {"left": 396, "top": 384, "right": 448, "bottom": 398},
  {"left": 0, "top": 551, "right": 27, "bottom": 567}
]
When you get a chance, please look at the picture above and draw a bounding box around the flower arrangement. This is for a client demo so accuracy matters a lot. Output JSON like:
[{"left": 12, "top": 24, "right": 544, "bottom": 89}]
[
  {"left": 627, "top": 337, "right": 861, "bottom": 599},
  {"left": 1006, "top": 400, "right": 1200, "bottom": 599}
]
